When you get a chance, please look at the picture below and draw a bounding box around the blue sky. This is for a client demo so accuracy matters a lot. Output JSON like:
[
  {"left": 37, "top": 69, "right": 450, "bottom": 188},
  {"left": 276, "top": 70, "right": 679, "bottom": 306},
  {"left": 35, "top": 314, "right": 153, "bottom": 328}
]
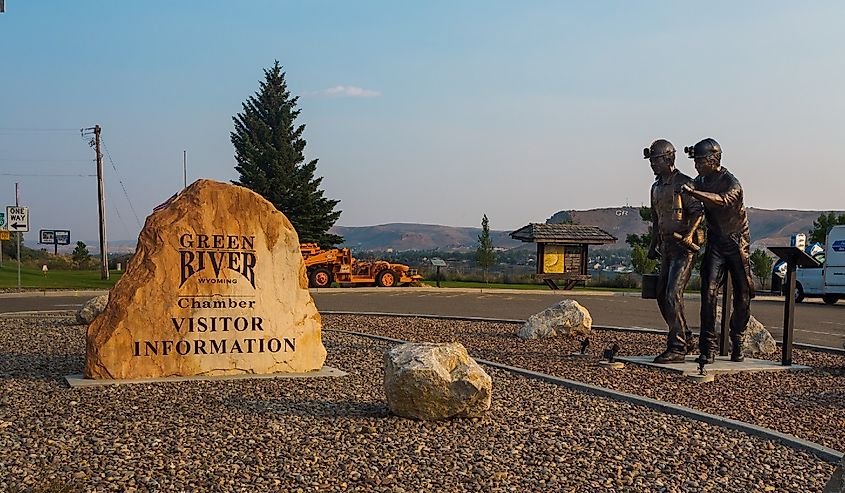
[{"left": 1, "top": 1, "right": 843, "bottom": 243}]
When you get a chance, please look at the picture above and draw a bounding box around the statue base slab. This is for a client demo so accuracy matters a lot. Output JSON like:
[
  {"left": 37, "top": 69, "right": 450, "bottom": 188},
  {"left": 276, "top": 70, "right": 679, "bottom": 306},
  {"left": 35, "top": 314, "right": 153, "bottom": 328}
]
[{"left": 617, "top": 355, "right": 810, "bottom": 375}]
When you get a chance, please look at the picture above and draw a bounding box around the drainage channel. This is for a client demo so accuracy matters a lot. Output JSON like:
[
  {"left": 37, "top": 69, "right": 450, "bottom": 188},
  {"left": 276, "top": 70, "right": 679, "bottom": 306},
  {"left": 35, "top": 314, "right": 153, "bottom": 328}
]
[{"left": 323, "top": 315, "right": 844, "bottom": 465}]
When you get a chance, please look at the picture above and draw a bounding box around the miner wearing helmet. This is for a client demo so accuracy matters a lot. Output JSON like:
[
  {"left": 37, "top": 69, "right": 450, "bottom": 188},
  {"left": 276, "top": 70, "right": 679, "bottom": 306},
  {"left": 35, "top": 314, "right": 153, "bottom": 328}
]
[
  {"left": 681, "top": 138, "right": 753, "bottom": 364},
  {"left": 643, "top": 139, "right": 704, "bottom": 363}
]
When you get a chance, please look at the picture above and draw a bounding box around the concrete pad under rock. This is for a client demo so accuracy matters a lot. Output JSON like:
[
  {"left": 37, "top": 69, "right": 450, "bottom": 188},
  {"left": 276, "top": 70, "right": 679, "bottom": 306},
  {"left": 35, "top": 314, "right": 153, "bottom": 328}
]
[
  {"left": 617, "top": 355, "right": 810, "bottom": 375},
  {"left": 65, "top": 366, "right": 346, "bottom": 388},
  {"left": 686, "top": 373, "right": 715, "bottom": 383},
  {"left": 598, "top": 361, "right": 625, "bottom": 370}
]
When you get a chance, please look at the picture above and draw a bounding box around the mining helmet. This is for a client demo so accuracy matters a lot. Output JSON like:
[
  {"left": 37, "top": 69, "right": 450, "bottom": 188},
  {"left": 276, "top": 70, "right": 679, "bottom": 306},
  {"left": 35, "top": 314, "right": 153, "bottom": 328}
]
[
  {"left": 643, "top": 139, "right": 675, "bottom": 159},
  {"left": 684, "top": 138, "right": 721, "bottom": 159}
]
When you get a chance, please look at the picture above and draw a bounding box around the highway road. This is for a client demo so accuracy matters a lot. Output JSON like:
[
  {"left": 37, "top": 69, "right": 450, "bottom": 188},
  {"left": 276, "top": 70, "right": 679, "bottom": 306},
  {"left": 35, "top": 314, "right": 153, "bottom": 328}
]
[{"left": 1, "top": 288, "right": 843, "bottom": 349}]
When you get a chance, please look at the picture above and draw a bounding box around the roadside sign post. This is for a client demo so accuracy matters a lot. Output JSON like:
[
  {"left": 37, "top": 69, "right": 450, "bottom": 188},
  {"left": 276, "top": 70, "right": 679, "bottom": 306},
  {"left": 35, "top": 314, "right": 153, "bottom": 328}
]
[
  {"left": 768, "top": 246, "right": 821, "bottom": 366},
  {"left": 431, "top": 258, "right": 447, "bottom": 288},
  {"left": 39, "top": 229, "right": 70, "bottom": 255},
  {"left": 0, "top": 210, "right": 5, "bottom": 267},
  {"left": 8, "top": 197, "right": 29, "bottom": 291}
]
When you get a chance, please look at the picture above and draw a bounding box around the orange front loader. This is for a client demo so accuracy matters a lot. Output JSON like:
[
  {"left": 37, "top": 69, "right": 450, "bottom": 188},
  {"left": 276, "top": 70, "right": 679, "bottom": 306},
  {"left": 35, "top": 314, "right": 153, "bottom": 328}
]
[{"left": 300, "top": 243, "right": 423, "bottom": 288}]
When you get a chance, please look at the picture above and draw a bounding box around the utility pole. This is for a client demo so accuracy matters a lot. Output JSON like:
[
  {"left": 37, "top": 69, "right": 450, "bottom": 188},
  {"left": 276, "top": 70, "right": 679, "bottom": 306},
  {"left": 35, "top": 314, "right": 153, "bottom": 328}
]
[
  {"left": 82, "top": 125, "right": 109, "bottom": 280},
  {"left": 16, "top": 182, "right": 21, "bottom": 290},
  {"left": 183, "top": 150, "right": 187, "bottom": 189}
]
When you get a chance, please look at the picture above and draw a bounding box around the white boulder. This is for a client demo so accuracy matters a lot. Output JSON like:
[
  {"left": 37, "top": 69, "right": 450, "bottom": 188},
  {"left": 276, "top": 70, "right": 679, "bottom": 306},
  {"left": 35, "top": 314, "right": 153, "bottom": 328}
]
[
  {"left": 517, "top": 299, "right": 592, "bottom": 340},
  {"left": 384, "top": 342, "right": 492, "bottom": 420},
  {"left": 716, "top": 306, "right": 777, "bottom": 356},
  {"left": 741, "top": 316, "right": 778, "bottom": 356},
  {"left": 76, "top": 294, "right": 109, "bottom": 325}
]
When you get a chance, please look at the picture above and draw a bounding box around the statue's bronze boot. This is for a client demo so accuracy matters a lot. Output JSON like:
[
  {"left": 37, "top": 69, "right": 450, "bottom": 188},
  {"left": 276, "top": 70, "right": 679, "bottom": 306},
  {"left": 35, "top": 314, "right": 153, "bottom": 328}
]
[
  {"left": 653, "top": 350, "right": 686, "bottom": 364},
  {"left": 730, "top": 340, "right": 745, "bottom": 363},
  {"left": 697, "top": 352, "right": 715, "bottom": 365}
]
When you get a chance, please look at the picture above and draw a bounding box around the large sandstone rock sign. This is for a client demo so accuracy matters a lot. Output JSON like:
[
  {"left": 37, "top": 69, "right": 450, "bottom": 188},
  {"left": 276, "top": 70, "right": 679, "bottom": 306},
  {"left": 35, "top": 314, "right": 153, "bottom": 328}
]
[{"left": 85, "top": 179, "right": 327, "bottom": 379}]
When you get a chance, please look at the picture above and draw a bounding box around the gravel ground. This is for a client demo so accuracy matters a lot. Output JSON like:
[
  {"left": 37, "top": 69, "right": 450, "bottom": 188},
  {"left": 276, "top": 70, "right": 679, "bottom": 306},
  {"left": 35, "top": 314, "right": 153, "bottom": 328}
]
[
  {"left": 323, "top": 314, "right": 845, "bottom": 452},
  {"left": 0, "top": 316, "right": 837, "bottom": 492}
]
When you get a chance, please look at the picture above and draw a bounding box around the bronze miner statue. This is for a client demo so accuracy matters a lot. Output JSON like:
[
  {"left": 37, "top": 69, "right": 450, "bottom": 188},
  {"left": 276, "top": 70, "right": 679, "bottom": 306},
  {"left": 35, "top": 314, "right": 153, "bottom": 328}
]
[
  {"left": 643, "top": 139, "right": 704, "bottom": 364},
  {"left": 681, "top": 138, "right": 753, "bottom": 364}
]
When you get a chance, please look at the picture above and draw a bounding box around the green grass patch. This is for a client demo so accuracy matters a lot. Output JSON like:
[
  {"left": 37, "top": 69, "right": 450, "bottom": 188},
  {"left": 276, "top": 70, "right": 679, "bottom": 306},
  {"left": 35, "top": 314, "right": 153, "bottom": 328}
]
[
  {"left": 421, "top": 280, "right": 547, "bottom": 290},
  {"left": 420, "top": 279, "right": 639, "bottom": 293},
  {"left": 0, "top": 264, "right": 121, "bottom": 289}
]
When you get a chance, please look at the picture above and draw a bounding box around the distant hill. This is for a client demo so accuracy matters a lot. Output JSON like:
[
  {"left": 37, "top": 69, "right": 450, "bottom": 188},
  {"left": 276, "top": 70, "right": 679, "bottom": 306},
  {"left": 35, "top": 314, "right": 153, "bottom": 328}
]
[
  {"left": 332, "top": 223, "right": 523, "bottom": 252},
  {"left": 89, "top": 207, "right": 841, "bottom": 254},
  {"left": 332, "top": 207, "right": 842, "bottom": 252}
]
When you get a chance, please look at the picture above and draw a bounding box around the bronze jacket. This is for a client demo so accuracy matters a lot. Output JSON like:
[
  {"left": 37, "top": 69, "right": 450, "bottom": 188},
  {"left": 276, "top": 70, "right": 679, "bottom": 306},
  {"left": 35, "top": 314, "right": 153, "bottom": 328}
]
[
  {"left": 692, "top": 167, "right": 750, "bottom": 246},
  {"left": 650, "top": 169, "right": 704, "bottom": 249}
]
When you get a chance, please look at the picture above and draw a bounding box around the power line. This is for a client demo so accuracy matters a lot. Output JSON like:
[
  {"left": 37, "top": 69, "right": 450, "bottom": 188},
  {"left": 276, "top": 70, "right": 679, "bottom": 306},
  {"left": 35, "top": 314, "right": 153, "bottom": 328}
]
[
  {"left": 0, "top": 172, "right": 96, "bottom": 177},
  {"left": 0, "top": 158, "right": 93, "bottom": 163},
  {"left": 100, "top": 137, "right": 143, "bottom": 228},
  {"left": 0, "top": 127, "right": 80, "bottom": 132},
  {"left": 105, "top": 186, "right": 132, "bottom": 240}
]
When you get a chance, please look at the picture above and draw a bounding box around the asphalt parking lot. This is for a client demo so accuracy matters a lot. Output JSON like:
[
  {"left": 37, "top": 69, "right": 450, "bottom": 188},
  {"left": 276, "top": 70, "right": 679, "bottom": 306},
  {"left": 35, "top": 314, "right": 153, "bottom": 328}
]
[{"left": 2, "top": 288, "right": 843, "bottom": 348}]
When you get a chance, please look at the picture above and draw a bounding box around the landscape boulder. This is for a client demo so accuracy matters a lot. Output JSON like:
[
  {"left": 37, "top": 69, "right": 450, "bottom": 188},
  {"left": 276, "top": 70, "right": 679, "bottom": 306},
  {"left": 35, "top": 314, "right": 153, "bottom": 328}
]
[
  {"left": 717, "top": 306, "right": 777, "bottom": 357},
  {"left": 384, "top": 342, "right": 491, "bottom": 420},
  {"left": 824, "top": 455, "right": 845, "bottom": 493},
  {"left": 741, "top": 315, "right": 778, "bottom": 356},
  {"left": 517, "top": 299, "right": 592, "bottom": 340},
  {"left": 76, "top": 294, "right": 109, "bottom": 325},
  {"left": 85, "top": 179, "right": 327, "bottom": 379}
]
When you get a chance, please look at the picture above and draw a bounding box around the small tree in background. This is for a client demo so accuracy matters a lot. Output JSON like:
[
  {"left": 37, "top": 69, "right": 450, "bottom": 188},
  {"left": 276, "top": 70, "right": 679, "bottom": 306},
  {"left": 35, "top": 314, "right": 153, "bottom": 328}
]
[
  {"left": 2, "top": 232, "right": 23, "bottom": 260},
  {"left": 627, "top": 206, "right": 658, "bottom": 275},
  {"left": 631, "top": 244, "right": 658, "bottom": 275},
  {"left": 625, "top": 206, "right": 653, "bottom": 249},
  {"left": 808, "top": 212, "right": 845, "bottom": 244},
  {"left": 72, "top": 241, "right": 90, "bottom": 265},
  {"left": 750, "top": 249, "right": 773, "bottom": 290},
  {"left": 475, "top": 214, "right": 496, "bottom": 282},
  {"left": 232, "top": 61, "right": 342, "bottom": 247}
]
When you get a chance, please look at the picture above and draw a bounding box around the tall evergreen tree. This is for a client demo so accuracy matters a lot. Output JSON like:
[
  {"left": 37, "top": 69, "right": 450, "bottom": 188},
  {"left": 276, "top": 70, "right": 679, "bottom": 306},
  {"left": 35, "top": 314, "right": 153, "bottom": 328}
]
[
  {"left": 72, "top": 241, "right": 90, "bottom": 265},
  {"left": 808, "top": 211, "right": 845, "bottom": 244},
  {"left": 476, "top": 214, "right": 496, "bottom": 282},
  {"left": 232, "top": 61, "right": 342, "bottom": 247},
  {"left": 750, "top": 248, "right": 773, "bottom": 290}
]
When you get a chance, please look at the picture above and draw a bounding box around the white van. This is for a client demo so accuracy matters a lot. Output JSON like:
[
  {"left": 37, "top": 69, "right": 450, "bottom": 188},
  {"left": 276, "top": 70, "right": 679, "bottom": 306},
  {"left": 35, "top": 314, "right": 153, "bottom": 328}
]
[{"left": 795, "top": 225, "right": 845, "bottom": 304}]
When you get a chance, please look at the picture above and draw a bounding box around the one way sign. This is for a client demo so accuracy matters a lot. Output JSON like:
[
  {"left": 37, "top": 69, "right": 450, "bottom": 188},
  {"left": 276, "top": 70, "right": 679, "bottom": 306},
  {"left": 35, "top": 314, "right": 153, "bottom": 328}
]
[{"left": 6, "top": 206, "right": 29, "bottom": 232}]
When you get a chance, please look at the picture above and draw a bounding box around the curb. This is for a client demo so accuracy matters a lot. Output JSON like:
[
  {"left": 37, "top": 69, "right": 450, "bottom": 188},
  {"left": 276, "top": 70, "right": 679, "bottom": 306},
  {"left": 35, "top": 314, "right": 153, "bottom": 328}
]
[
  {"left": 325, "top": 327, "right": 845, "bottom": 465},
  {"left": 0, "top": 289, "right": 108, "bottom": 299},
  {"left": 310, "top": 286, "right": 617, "bottom": 296}
]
